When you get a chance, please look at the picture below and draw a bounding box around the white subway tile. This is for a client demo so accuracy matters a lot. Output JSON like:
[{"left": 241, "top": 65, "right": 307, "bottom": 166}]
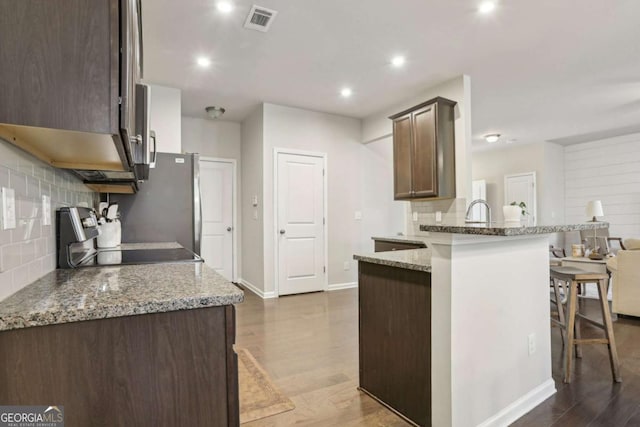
[
  {"left": 0, "top": 270, "right": 14, "bottom": 301},
  {"left": 0, "top": 243, "right": 21, "bottom": 272}
]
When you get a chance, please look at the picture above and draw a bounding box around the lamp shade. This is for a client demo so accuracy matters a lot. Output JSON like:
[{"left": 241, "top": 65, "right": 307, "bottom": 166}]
[{"left": 586, "top": 200, "right": 604, "bottom": 221}]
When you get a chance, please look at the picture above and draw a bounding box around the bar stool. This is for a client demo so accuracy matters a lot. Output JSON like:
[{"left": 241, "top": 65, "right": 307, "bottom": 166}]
[{"left": 549, "top": 266, "right": 621, "bottom": 383}]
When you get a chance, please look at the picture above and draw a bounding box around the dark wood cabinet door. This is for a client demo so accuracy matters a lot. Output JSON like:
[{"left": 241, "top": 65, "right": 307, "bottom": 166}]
[
  {"left": 120, "top": 0, "right": 142, "bottom": 157},
  {"left": 359, "top": 262, "right": 431, "bottom": 426},
  {"left": 411, "top": 104, "right": 437, "bottom": 198},
  {"left": 393, "top": 113, "right": 414, "bottom": 199},
  {"left": 0, "top": 0, "right": 119, "bottom": 134}
]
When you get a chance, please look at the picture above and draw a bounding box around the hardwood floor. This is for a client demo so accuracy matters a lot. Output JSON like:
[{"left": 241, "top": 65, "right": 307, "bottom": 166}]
[{"left": 235, "top": 288, "right": 640, "bottom": 426}]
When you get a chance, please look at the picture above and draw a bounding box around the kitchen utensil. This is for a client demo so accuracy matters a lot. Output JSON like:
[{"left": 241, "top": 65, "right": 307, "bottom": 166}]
[
  {"left": 106, "top": 204, "right": 118, "bottom": 221},
  {"left": 98, "top": 202, "right": 108, "bottom": 217}
]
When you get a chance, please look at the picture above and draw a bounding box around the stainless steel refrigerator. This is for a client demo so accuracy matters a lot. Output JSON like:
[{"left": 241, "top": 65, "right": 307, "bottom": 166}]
[{"left": 110, "top": 152, "right": 201, "bottom": 254}]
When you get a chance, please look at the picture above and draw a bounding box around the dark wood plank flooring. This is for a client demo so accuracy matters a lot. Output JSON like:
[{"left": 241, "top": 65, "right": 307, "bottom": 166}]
[{"left": 235, "top": 288, "right": 640, "bottom": 426}]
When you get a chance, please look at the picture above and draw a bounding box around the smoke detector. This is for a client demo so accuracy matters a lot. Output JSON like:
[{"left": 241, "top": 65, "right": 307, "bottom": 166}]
[{"left": 244, "top": 5, "right": 278, "bottom": 32}]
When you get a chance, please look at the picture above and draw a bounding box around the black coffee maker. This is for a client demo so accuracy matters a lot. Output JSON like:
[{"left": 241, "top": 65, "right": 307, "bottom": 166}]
[{"left": 56, "top": 207, "right": 100, "bottom": 268}]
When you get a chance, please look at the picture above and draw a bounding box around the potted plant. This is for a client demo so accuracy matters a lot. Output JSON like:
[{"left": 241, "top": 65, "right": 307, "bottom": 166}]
[{"left": 503, "top": 201, "right": 528, "bottom": 223}]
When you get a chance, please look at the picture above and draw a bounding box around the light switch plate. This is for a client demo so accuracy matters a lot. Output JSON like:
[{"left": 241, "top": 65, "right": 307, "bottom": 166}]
[
  {"left": 435, "top": 211, "right": 442, "bottom": 222},
  {"left": 42, "top": 195, "right": 51, "bottom": 226},
  {"left": 354, "top": 211, "right": 362, "bottom": 220},
  {"left": 251, "top": 195, "right": 258, "bottom": 207},
  {"left": 1, "top": 187, "right": 16, "bottom": 230},
  {"left": 412, "top": 211, "right": 418, "bottom": 222}
]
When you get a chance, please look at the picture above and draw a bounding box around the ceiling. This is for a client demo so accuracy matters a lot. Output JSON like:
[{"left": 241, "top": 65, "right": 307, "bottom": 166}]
[{"left": 142, "top": 0, "right": 640, "bottom": 147}]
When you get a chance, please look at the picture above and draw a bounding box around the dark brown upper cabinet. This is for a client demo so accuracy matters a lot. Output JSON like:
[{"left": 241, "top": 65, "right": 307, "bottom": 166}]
[
  {"left": 389, "top": 97, "right": 456, "bottom": 200},
  {"left": 0, "top": 0, "right": 143, "bottom": 173}
]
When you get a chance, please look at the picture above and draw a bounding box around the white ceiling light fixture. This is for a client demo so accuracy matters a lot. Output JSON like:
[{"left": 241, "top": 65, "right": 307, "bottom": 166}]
[
  {"left": 391, "top": 56, "right": 406, "bottom": 68},
  {"left": 340, "top": 88, "right": 353, "bottom": 98},
  {"left": 484, "top": 133, "right": 501, "bottom": 143},
  {"left": 216, "top": 1, "right": 234, "bottom": 13},
  {"left": 478, "top": 1, "right": 496, "bottom": 14},
  {"left": 196, "top": 56, "right": 211, "bottom": 68},
  {"left": 205, "top": 106, "right": 226, "bottom": 119}
]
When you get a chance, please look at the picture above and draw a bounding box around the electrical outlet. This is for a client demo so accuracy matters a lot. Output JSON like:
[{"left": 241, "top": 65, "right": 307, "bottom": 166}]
[
  {"left": 42, "top": 195, "right": 51, "bottom": 226},
  {"left": 412, "top": 211, "right": 418, "bottom": 222},
  {"left": 343, "top": 261, "right": 350, "bottom": 271},
  {"left": 435, "top": 211, "right": 442, "bottom": 222},
  {"left": 528, "top": 333, "right": 536, "bottom": 355},
  {"left": 354, "top": 211, "right": 362, "bottom": 220},
  {"left": 1, "top": 187, "right": 16, "bottom": 230}
]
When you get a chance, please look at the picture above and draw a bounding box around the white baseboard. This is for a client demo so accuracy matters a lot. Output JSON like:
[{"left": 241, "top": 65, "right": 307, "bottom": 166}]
[
  {"left": 328, "top": 282, "right": 358, "bottom": 291},
  {"left": 238, "top": 278, "right": 277, "bottom": 299},
  {"left": 477, "top": 379, "right": 556, "bottom": 427}
]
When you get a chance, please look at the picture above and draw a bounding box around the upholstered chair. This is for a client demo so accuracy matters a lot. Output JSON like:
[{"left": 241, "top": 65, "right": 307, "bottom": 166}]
[{"left": 607, "top": 239, "right": 640, "bottom": 317}]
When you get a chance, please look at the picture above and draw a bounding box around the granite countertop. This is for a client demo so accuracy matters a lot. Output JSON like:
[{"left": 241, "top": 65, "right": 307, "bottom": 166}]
[
  {"left": 371, "top": 235, "right": 429, "bottom": 246},
  {"left": 0, "top": 258, "right": 243, "bottom": 332},
  {"left": 354, "top": 248, "right": 432, "bottom": 273},
  {"left": 419, "top": 222, "right": 609, "bottom": 236}
]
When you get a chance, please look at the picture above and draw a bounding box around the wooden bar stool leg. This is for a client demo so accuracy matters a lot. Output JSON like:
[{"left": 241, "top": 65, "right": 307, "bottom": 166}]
[
  {"left": 597, "top": 278, "right": 622, "bottom": 382},
  {"left": 574, "top": 293, "right": 583, "bottom": 359},
  {"left": 552, "top": 278, "right": 566, "bottom": 346},
  {"left": 564, "top": 280, "right": 578, "bottom": 383}
]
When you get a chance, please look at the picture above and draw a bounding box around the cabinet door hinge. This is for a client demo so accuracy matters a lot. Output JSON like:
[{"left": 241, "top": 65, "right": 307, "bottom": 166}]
[
  {"left": 323, "top": 266, "right": 326, "bottom": 273},
  {"left": 118, "top": 97, "right": 122, "bottom": 105},
  {"left": 323, "top": 218, "right": 325, "bottom": 225},
  {"left": 323, "top": 169, "right": 325, "bottom": 176}
]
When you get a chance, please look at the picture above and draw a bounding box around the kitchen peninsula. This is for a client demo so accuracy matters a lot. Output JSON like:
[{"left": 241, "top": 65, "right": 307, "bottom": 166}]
[
  {"left": 355, "top": 222, "right": 609, "bottom": 427},
  {"left": 0, "top": 259, "right": 244, "bottom": 427}
]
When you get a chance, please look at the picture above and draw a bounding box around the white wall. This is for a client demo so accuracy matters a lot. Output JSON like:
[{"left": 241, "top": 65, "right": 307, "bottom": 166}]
[
  {"left": 182, "top": 117, "right": 241, "bottom": 160},
  {"left": 564, "top": 132, "right": 640, "bottom": 240},
  {"left": 360, "top": 138, "right": 406, "bottom": 251},
  {"left": 262, "top": 103, "right": 363, "bottom": 293},
  {"left": 240, "top": 106, "right": 264, "bottom": 291},
  {"left": 149, "top": 85, "right": 181, "bottom": 153},
  {"left": 472, "top": 141, "right": 565, "bottom": 246}
]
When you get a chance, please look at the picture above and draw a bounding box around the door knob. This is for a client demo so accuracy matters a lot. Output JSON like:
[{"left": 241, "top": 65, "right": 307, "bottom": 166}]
[
  {"left": 227, "top": 226, "right": 232, "bottom": 232},
  {"left": 279, "top": 229, "right": 286, "bottom": 235}
]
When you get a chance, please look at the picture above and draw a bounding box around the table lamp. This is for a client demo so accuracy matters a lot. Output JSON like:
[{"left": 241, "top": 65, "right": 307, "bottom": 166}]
[
  {"left": 586, "top": 200, "right": 604, "bottom": 222},
  {"left": 585, "top": 200, "right": 604, "bottom": 259}
]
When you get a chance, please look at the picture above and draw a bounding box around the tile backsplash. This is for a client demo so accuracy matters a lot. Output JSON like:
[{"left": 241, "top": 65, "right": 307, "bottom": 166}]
[
  {"left": 0, "top": 138, "right": 97, "bottom": 301},
  {"left": 406, "top": 198, "right": 467, "bottom": 236}
]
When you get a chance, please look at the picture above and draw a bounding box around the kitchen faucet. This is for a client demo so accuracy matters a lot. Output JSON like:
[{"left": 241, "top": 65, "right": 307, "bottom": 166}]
[{"left": 465, "top": 199, "right": 492, "bottom": 224}]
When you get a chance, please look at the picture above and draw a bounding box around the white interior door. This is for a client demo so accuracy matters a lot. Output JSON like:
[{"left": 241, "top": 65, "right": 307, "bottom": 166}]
[
  {"left": 200, "top": 159, "right": 234, "bottom": 280},
  {"left": 276, "top": 152, "right": 326, "bottom": 296},
  {"left": 471, "top": 179, "right": 487, "bottom": 221},
  {"left": 504, "top": 172, "right": 536, "bottom": 224}
]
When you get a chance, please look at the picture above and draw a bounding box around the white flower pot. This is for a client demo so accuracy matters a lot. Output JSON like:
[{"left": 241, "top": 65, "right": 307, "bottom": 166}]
[{"left": 503, "top": 205, "right": 522, "bottom": 223}]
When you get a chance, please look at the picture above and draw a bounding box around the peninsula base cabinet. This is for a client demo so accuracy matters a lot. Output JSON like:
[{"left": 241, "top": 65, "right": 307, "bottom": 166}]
[
  {"left": 0, "top": 305, "right": 239, "bottom": 427},
  {"left": 358, "top": 261, "right": 431, "bottom": 427}
]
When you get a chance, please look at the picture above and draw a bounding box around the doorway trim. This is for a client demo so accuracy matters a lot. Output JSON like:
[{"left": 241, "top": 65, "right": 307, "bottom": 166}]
[
  {"left": 200, "top": 156, "right": 238, "bottom": 282},
  {"left": 273, "top": 147, "right": 328, "bottom": 297}
]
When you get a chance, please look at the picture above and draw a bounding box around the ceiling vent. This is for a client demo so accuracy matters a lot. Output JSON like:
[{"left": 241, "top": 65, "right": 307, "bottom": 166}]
[{"left": 244, "top": 5, "right": 278, "bottom": 32}]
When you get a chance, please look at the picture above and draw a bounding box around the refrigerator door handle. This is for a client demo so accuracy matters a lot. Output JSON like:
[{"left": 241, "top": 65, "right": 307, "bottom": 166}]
[{"left": 192, "top": 153, "right": 202, "bottom": 255}]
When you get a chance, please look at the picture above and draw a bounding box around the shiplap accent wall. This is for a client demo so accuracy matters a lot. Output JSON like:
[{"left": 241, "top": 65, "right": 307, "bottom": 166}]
[{"left": 564, "top": 133, "right": 640, "bottom": 239}]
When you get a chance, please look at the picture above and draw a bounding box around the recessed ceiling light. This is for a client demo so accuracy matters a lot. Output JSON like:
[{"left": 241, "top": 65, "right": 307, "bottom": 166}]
[
  {"left": 484, "top": 134, "right": 501, "bottom": 143},
  {"left": 340, "top": 88, "right": 352, "bottom": 98},
  {"left": 478, "top": 1, "right": 496, "bottom": 14},
  {"left": 216, "top": 1, "right": 233, "bottom": 13},
  {"left": 196, "top": 57, "right": 211, "bottom": 68},
  {"left": 391, "top": 56, "right": 406, "bottom": 67}
]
